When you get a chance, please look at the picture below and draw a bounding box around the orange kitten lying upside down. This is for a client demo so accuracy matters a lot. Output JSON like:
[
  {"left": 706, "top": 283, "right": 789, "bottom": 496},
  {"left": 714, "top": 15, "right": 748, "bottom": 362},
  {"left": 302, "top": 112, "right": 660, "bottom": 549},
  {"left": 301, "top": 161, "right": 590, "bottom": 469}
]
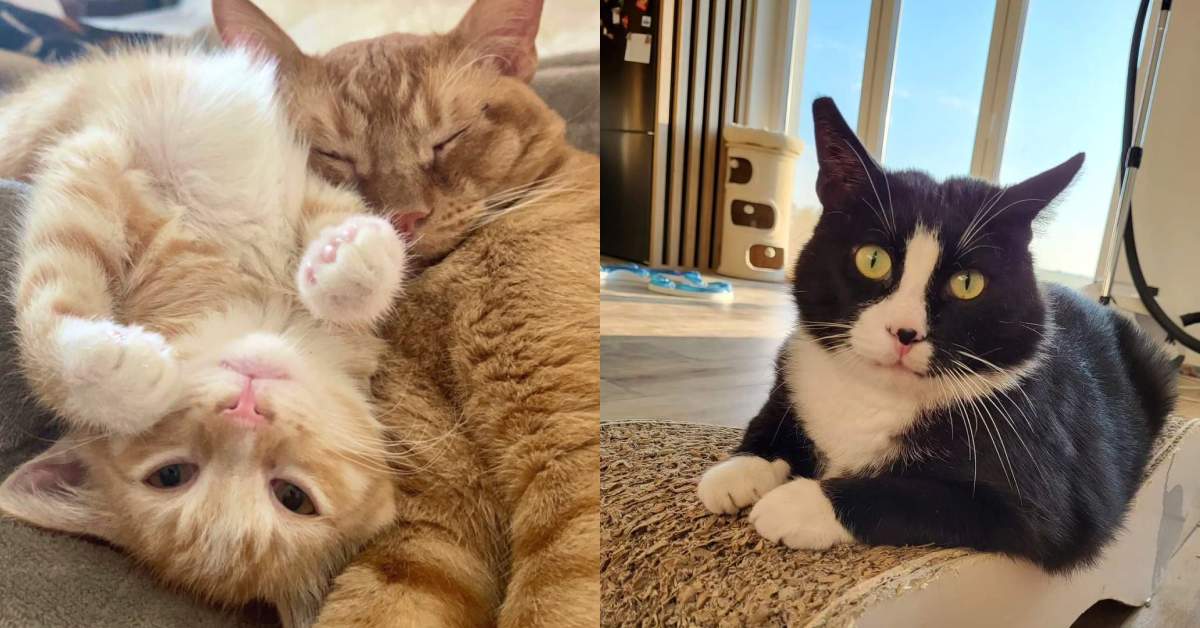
[{"left": 0, "top": 46, "right": 406, "bottom": 625}]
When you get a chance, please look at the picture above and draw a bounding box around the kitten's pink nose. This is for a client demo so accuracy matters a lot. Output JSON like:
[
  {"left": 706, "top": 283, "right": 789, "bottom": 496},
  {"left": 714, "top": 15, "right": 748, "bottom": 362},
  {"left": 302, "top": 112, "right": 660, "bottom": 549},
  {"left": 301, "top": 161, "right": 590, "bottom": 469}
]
[
  {"left": 390, "top": 211, "right": 427, "bottom": 236},
  {"left": 223, "top": 379, "right": 269, "bottom": 426}
]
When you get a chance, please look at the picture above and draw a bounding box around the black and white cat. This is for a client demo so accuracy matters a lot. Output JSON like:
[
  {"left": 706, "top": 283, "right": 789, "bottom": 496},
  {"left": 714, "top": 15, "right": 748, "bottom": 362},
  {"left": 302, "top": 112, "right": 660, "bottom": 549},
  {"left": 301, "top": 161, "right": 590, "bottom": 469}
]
[{"left": 697, "top": 97, "right": 1177, "bottom": 571}]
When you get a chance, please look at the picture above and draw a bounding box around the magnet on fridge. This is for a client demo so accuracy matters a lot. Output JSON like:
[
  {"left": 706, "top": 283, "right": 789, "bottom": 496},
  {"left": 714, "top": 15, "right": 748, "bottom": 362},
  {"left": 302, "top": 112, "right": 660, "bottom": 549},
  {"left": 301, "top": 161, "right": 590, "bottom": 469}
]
[
  {"left": 641, "top": 15, "right": 651, "bottom": 27},
  {"left": 611, "top": 8, "right": 619, "bottom": 24},
  {"left": 621, "top": 15, "right": 629, "bottom": 29},
  {"left": 636, "top": 0, "right": 649, "bottom": 11},
  {"left": 624, "top": 33, "right": 652, "bottom": 64}
]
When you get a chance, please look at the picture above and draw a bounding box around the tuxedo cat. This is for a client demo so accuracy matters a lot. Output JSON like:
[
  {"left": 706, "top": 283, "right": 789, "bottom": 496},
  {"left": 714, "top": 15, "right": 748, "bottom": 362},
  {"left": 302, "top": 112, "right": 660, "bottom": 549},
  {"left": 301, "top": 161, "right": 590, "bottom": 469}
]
[{"left": 697, "top": 97, "right": 1177, "bottom": 571}]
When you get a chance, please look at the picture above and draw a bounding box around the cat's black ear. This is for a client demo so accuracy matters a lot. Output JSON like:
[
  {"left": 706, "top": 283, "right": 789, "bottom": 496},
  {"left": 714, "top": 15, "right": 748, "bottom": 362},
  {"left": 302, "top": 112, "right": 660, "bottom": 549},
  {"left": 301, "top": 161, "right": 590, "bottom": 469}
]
[
  {"left": 212, "top": 0, "right": 306, "bottom": 73},
  {"left": 998, "top": 152, "right": 1085, "bottom": 224},
  {"left": 812, "top": 97, "right": 884, "bottom": 209},
  {"left": 0, "top": 437, "right": 112, "bottom": 540},
  {"left": 453, "top": 0, "right": 544, "bottom": 83}
]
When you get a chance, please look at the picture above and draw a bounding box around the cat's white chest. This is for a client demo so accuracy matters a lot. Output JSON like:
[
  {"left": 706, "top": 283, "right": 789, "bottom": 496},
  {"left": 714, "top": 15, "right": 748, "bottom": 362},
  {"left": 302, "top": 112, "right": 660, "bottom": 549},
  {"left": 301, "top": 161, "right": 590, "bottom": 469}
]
[{"left": 784, "top": 333, "right": 921, "bottom": 477}]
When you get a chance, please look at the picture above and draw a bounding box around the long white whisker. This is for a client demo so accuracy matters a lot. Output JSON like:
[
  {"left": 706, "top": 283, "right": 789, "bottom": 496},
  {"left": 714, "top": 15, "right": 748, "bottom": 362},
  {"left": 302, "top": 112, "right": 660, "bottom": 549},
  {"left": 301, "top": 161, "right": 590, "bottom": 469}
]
[{"left": 842, "top": 139, "right": 891, "bottom": 235}]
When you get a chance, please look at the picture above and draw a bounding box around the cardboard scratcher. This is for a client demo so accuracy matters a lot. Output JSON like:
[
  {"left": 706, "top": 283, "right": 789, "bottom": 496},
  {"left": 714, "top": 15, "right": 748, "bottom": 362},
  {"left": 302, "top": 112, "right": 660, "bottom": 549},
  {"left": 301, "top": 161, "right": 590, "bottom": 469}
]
[{"left": 600, "top": 417, "right": 1200, "bottom": 627}]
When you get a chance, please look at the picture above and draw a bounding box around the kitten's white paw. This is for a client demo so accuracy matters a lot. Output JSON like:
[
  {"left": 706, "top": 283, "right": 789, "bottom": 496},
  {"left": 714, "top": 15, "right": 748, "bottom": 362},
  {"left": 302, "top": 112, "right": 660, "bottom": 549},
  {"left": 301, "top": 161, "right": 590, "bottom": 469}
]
[
  {"left": 697, "top": 455, "right": 791, "bottom": 514},
  {"left": 749, "top": 478, "right": 855, "bottom": 549},
  {"left": 298, "top": 215, "right": 407, "bottom": 325},
  {"left": 55, "top": 318, "right": 181, "bottom": 435}
]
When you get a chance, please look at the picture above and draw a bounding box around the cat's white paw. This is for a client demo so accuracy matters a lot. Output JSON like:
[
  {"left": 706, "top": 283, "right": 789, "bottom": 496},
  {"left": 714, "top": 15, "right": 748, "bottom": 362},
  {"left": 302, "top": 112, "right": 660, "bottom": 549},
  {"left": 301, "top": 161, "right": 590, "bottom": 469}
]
[
  {"left": 698, "top": 455, "right": 791, "bottom": 514},
  {"left": 54, "top": 318, "right": 182, "bottom": 435},
  {"left": 749, "top": 478, "right": 855, "bottom": 549},
  {"left": 298, "top": 215, "right": 407, "bottom": 325}
]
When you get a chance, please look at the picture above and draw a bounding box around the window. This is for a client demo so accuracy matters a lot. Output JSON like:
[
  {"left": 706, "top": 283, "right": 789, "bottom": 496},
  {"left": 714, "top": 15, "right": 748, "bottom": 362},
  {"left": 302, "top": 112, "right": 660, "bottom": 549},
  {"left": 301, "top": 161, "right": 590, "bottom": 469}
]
[
  {"left": 787, "top": 0, "right": 1137, "bottom": 288},
  {"left": 883, "top": 1, "right": 994, "bottom": 178},
  {"left": 999, "top": 0, "right": 1140, "bottom": 282},
  {"left": 789, "top": 1, "right": 872, "bottom": 252}
]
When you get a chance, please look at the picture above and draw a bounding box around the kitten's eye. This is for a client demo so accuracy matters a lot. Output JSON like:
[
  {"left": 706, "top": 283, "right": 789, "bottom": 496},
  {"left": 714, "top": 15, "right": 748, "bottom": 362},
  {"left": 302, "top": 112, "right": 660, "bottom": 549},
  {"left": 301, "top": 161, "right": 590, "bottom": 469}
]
[
  {"left": 144, "top": 463, "right": 198, "bottom": 489},
  {"left": 949, "top": 270, "right": 986, "bottom": 300},
  {"left": 433, "top": 127, "right": 468, "bottom": 154},
  {"left": 854, "top": 245, "right": 892, "bottom": 280},
  {"left": 271, "top": 479, "right": 317, "bottom": 516}
]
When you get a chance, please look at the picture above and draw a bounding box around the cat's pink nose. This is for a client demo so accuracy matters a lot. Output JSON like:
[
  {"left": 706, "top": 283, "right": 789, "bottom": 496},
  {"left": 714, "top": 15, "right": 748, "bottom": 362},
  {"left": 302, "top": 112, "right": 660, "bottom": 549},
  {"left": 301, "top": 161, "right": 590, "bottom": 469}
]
[
  {"left": 390, "top": 211, "right": 427, "bottom": 236},
  {"left": 223, "top": 379, "right": 269, "bottom": 426}
]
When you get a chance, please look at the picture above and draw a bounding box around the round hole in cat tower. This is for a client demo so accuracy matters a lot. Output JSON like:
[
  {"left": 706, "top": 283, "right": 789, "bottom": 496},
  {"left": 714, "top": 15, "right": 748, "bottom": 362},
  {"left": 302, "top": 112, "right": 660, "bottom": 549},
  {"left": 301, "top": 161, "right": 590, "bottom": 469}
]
[{"left": 717, "top": 126, "right": 801, "bottom": 282}]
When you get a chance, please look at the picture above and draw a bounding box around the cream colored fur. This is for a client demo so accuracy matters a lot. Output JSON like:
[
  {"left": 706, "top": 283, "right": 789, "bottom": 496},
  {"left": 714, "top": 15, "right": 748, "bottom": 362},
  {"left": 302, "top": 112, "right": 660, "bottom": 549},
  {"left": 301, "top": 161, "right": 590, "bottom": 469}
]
[{"left": 0, "top": 46, "right": 405, "bottom": 626}]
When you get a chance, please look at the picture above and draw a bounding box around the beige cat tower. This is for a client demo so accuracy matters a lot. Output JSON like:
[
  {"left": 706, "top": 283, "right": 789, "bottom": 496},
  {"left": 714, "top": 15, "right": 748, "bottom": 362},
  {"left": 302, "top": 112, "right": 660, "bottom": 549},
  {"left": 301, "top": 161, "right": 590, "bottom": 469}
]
[
  {"left": 716, "top": 126, "right": 803, "bottom": 282},
  {"left": 601, "top": 418, "right": 1200, "bottom": 626}
]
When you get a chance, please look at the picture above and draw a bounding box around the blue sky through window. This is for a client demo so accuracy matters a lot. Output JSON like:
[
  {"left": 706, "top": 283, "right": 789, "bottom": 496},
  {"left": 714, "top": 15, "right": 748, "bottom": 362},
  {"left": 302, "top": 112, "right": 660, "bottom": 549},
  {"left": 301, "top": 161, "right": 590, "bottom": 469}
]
[{"left": 790, "top": 0, "right": 1137, "bottom": 279}]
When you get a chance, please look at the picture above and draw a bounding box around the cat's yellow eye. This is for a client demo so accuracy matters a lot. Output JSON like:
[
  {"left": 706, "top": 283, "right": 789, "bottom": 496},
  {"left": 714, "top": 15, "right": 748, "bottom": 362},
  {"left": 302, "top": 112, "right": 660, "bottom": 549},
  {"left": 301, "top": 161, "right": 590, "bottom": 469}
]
[
  {"left": 854, "top": 245, "right": 892, "bottom": 280},
  {"left": 145, "top": 463, "right": 198, "bottom": 489},
  {"left": 272, "top": 479, "right": 318, "bottom": 516},
  {"left": 949, "top": 270, "right": 986, "bottom": 300}
]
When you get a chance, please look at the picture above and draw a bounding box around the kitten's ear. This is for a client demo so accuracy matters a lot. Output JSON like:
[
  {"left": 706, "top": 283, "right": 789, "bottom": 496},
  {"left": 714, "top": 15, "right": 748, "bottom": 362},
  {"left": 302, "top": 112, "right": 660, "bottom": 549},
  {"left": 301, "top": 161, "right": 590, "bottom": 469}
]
[
  {"left": 812, "top": 97, "right": 884, "bottom": 209},
  {"left": 212, "top": 0, "right": 305, "bottom": 72},
  {"left": 0, "top": 437, "right": 112, "bottom": 540},
  {"left": 452, "top": 0, "right": 544, "bottom": 83},
  {"left": 999, "top": 153, "right": 1086, "bottom": 224}
]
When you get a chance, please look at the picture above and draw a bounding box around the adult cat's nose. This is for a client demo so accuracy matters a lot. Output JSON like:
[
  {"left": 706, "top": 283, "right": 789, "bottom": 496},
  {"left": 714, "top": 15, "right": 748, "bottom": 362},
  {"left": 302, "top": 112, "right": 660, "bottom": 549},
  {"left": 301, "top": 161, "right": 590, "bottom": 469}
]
[
  {"left": 223, "top": 379, "right": 269, "bottom": 427},
  {"left": 390, "top": 211, "right": 427, "bottom": 237},
  {"left": 895, "top": 328, "right": 919, "bottom": 345}
]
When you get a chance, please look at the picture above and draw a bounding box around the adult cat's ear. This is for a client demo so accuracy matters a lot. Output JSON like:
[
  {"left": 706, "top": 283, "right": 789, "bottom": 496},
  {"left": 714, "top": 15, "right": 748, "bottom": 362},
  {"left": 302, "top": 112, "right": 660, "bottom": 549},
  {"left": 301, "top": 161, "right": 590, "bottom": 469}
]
[
  {"left": 453, "top": 0, "right": 544, "bottom": 83},
  {"left": 0, "top": 437, "right": 112, "bottom": 540},
  {"left": 212, "top": 0, "right": 305, "bottom": 72},
  {"left": 997, "top": 152, "right": 1086, "bottom": 224},
  {"left": 812, "top": 97, "right": 884, "bottom": 209}
]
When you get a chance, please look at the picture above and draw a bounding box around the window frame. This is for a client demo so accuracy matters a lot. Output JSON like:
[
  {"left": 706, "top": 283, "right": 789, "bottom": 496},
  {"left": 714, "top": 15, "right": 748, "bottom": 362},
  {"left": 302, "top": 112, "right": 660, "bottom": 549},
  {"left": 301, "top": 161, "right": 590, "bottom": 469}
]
[{"left": 845, "top": 0, "right": 1030, "bottom": 178}]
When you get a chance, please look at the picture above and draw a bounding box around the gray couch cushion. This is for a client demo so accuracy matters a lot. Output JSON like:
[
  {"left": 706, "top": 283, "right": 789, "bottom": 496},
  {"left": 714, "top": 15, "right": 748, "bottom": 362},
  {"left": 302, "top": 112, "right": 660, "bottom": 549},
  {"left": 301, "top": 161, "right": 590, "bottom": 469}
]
[{"left": 532, "top": 51, "right": 598, "bottom": 154}]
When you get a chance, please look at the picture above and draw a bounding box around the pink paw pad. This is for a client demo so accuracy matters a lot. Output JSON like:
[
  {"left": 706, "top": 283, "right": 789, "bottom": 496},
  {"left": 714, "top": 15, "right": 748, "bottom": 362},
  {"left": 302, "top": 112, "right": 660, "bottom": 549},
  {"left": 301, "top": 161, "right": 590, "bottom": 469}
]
[
  {"left": 296, "top": 215, "right": 406, "bottom": 324},
  {"left": 309, "top": 222, "right": 382, "bottom": 279}
]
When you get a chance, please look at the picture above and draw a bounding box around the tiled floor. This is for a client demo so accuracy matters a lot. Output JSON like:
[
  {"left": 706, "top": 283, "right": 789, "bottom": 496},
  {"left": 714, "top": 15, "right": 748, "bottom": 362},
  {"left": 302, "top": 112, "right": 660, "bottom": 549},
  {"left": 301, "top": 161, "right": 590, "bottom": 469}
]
[{"left": 601, "top": 263, "right": 1200, "bottom": 627}]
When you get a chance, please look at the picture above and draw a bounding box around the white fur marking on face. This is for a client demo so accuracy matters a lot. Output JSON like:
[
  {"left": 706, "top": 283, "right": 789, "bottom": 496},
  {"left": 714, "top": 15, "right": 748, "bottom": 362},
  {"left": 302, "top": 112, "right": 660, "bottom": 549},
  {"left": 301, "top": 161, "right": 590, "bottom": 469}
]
[
  {"left": 749, "top": 478, "right": 855, "bottom": 549},
  {"left": 697, "top": 456, "right": 791, "bottom": 514},
  {"left": 882, "top": 227, "right": 940, "bottom": 336},
  {"left": 849, "top": 227, "right": 942, "bottom": 373}
]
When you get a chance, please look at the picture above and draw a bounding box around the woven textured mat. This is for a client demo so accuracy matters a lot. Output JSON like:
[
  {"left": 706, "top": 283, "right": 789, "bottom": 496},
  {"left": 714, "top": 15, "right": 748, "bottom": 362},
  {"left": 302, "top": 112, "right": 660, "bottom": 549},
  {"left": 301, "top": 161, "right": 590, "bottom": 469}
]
[{"left": 600, "top": 417, "right": 1198, "bottom": 627}]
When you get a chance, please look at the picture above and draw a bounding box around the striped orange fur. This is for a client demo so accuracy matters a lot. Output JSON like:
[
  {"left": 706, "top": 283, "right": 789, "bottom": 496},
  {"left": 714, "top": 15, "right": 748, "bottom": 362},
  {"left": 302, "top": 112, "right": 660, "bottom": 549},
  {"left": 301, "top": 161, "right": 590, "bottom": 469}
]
[{"left": 214, "top": 0, "right": 600, "bottom": 625}]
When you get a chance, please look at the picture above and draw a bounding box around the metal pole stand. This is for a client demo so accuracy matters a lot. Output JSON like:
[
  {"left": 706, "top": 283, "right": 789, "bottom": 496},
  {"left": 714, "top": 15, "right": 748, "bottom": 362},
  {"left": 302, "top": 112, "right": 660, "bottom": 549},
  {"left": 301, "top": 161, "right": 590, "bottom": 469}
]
[{"left": 1098, "top": 0, "right": 1173, "bottom": 305}]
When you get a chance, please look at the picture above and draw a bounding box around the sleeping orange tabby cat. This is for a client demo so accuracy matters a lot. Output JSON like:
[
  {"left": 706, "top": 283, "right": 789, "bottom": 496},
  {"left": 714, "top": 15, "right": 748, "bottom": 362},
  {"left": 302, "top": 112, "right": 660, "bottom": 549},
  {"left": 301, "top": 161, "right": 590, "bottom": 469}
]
[
  {"left": 214, "top": 0, "right": 600, "bottom": 625},
  {"left": 0, "top": 46, "right": 409, "bottom": 625}
]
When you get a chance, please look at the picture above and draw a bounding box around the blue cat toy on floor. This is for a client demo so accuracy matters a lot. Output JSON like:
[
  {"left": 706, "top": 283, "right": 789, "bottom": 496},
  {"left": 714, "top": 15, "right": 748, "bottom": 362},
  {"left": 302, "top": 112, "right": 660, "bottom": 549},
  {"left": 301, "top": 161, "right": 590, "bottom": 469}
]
[{"left": 601, "top": 262, "right": 733, "bottom": 302}]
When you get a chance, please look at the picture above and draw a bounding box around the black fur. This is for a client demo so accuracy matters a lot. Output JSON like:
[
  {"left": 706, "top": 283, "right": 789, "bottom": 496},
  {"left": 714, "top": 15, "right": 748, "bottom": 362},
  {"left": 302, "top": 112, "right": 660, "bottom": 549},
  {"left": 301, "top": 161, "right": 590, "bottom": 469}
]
[{"left": 735, "top": 98, "right": 1176, "bottom": 571}]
